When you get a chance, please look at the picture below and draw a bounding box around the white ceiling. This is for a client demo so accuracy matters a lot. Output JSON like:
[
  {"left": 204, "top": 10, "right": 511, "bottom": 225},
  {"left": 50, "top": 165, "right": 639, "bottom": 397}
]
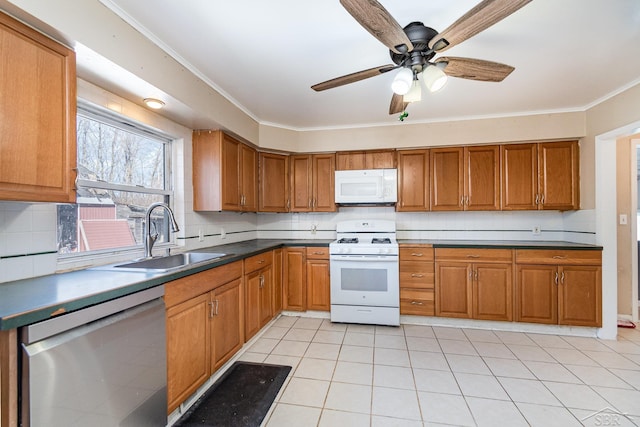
[{"left": 91, "top": 0, "right": 640, "bottom": 130}]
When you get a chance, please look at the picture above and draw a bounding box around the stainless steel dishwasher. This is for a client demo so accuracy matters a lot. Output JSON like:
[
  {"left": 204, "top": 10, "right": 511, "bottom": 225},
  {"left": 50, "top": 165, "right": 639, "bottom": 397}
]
[{"left": 20, "top": 286, "right": 167, "bottom": 427}]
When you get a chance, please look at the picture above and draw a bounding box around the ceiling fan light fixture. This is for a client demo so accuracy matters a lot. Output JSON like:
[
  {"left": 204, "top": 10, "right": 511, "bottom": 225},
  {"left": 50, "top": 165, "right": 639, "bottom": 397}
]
[
  {"left": 391, "top": 68, "right": 413, "bottom": 95},
  {"left": 404, "top": 79, "right": 422, "bottom": 103},
  {"left": 422, "top": 65, "right": 448, "bottom": 92}
]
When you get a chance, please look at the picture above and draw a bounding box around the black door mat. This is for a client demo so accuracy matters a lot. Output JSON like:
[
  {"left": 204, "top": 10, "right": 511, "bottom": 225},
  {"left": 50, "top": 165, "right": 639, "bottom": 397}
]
[{"left": 174, "top": 361, "right": 292, "bottom": 427}]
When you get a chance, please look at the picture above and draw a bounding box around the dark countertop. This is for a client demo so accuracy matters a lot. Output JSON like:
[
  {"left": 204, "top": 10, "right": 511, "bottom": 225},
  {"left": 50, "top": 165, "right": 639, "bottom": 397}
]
[
  {"left": 0, "top": 239, "right": 331, "bottom": 331},
  {"left": 0, "top": 238, "right": 600, "bottom": 330},
  {"left": 399, "top": 240, "right": 602, "bottom": 250}
]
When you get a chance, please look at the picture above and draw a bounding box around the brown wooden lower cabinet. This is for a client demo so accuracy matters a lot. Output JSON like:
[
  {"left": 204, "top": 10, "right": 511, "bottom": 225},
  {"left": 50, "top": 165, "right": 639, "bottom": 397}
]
[
  {"left": 244, "top": 251, "right": 274, "bottom": 341},
  {"left": 515, "top": 249, "right": 602, "bottom": 327},
  {"left": 306, "top": 247, "right": 330, "bottom": 311},
  {"left": 435, "top": 248, "right": 513, "bottom": 321},
  {"left": 284, "top": 247, "right": 307, "bottom": 311},
  {"left": 399, "top": 245, "right": 435, "bottom": 316},
  {"left": 165, "top": 260, "right": 243, "bottom": 413}
]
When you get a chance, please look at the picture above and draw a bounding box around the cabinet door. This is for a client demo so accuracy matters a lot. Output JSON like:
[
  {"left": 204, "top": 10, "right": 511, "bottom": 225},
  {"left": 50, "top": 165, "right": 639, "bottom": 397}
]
[
  {"left": 365, "top": 150, "right": 396, "bottom": 169},
  {"left": 473, "top": 263, "right": 512, "bottom": 321},
  {"left": 259, "top": 153, "right": 289, "bottom": 212},
  {"left": 259, "top": 265, "right": 274, "bottom": 327},
  {"left": 336, "top": 152, "right": 366, "bottom": 170},
  {"left": 273, "top": 248, "right": 284, "bottom": 314},
  {"left": 290, "top": 155, "right": 312, "bottom": 212},
  {"left": 558, "top": 265, "right": 601, "bottom": 327},
  {"left": 397, "top": 150, "right": 430, "bottom": 211},
  {"left": 284, "top": 247, "right": 307, "bottom": 311},
  {"left": 431, "top": 147, "right": 464, "bottom": 211},
  {"left": 515, "top": 264, "right": 557, "bottom": 324},
  {"left": 240, "top": 144, "right": 258, "bottom": 211},
  {"left": 312, "top": 154, "right": 336, "bottom": 212},
  {"left": 501, "top": 144, "right": 538, "bottom": 210},
  {"left": 212, "top": 279, "right": 242, "bottom": 371},
  {"left": 538, "top": 141, "right": 579, "bottom": 210},
  {"left": 435, "top": 262, "right": 472, "bottom": 318},
  {"left": 306, "top": 259, "right": 330, "bottom": 311},
  {"left": 465, "top": 145, "right": 500, "bottom": 211},
  {"left": 221, "top": 135, "right": 241, "bottom": 210},
  {"left": 244, "top": 270, "right": 262, "bottom": 340},
  {"left": 166, "top": 293, "right": 210, "bottom": 412},
  {"left": 0, "top": 12, "right": 76, "bottom": 203}
]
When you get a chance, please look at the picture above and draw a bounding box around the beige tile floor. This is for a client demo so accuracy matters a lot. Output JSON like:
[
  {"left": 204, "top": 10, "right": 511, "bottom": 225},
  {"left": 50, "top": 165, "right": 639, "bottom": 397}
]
[{"left": 237, "top": 315, "right": 640, "bottom": 427}]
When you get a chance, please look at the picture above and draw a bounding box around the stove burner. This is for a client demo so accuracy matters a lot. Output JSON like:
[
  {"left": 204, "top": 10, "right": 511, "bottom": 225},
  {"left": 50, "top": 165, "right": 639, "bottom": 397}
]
[
  {"left": 371, "top": 238, "right": 392, "bottom": 244},
  {"left": 338, "top": 238, "right": 358, "bottom": 244}
]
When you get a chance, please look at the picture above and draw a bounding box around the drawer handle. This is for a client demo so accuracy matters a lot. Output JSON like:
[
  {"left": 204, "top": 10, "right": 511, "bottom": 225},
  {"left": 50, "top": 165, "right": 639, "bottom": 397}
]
[
  {"left": 411, "top": 253, "right": 423, "bottom": 257},
  {"left": 466, "top": 254, "right": 480, "bottom": 258},
  {"left": 552, "top": 255, "right": 567, "bottom": 259},
  {"left": 410, "top": 301, "right": 424, "bottom": 305},
  {"left": 313, "top": 251, "right": 324, "bottom": 255},
  {"left": 258, "top": 259, "right": 265, "bottom": 264},
  {"left": 410, "top": 274, "right": 424, "bottom": 278}
]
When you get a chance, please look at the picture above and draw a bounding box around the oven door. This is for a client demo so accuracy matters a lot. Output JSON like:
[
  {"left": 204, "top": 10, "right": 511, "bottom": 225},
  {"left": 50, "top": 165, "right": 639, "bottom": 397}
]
[{"left": 330, "top": 255, "right": 399, "bottom": 307}]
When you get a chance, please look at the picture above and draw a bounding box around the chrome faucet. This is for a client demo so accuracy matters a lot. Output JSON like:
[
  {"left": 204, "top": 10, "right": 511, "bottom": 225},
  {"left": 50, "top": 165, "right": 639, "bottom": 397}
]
[{"left": 143, "top": 202, "right": 180, "bottom": 259}]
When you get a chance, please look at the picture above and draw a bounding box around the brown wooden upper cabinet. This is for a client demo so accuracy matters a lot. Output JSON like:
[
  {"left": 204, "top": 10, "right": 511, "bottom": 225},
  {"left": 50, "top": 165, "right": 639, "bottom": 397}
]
[
  {"left": 290, "top": 153, "right": 336, "bottom": 212},
  {"left": 0, "top": 11, "right": 77, "bottom": 203},
  {"left": 431, "top": 146, "right": 500, "bottom": 211},
  {"left": 397, "top": 149, "right": 430, "bottom": 211},
  {"left": 193, "top": 130, "right": 258, "bottom": 212},
  {"left": 502, "top": 141, "right": 579, "bottom": 211},
  {"left": 336, "top": 150, "right": 396, "bottom": 170},
  {"left": 259, "top": 152, "right": 289, "bottom": 212}
]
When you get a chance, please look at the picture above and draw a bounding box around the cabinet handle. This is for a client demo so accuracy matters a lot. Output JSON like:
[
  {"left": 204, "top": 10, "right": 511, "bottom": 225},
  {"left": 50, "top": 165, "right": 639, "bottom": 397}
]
[
  {"left": 258, "top": 259, "right": 265, "bottom": 264},
  {"left": 552, "top": 255, "right": 566, "bottom": 259},
  {"left": 259, "top": 274, "right": 264, "bottom": 288},
  {"left": 466, "top": 196, "right": 470, "bottom": 206},
  {"left": 313, "top": 198, "right": 317, "bottom": 208},
  {"left": 410, "top": 253, "right": 423, "bottom": 257},
  {"left": 474, "top": 270, "right": 478, "bottom": 280},
  {"left": 560, "top": 272, "right": 565, "bottom": 284},
  {"left": 469, "top": 270, "right": 474, "bottom": 280},
  {"left": 214, "top": 299, "right": 219, "bottom": 316},
  {"left": 410, "top": 301, "right": 424, "bottom": 305},
  {"left": 554, "top": 272, "right": 559, "bottom": 285},
  {"left": 466, "top": 254, "right": 480, "bottom": 258},
  {"left": 308, "top": 198, "right": 312, "bottom": 208},
  {"left": 541, "top": 194, "right": 545, "bottom": 204},
  {"left": 535, "top": 194, "right": 540, "bottom": 205},
  {"left": 411, "top": 274, "right": 424, "bottom": 278},
  {"left": 209, "top": 301, "right": 215, "bottom": 318},
  {"left": 286, "top": 199, "right": 290, "bottom": 210},
  {"left": 460, "top": 196, "right": 464, "bottom": 206},
  {"left": 313, "top": 251, "right": 324, "bottom": 255}
]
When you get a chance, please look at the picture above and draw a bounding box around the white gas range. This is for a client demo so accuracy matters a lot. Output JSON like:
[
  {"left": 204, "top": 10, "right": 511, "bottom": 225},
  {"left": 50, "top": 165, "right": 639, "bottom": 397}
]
[{"left": 329, "top": 220, "right": 400, "bottom": 326}]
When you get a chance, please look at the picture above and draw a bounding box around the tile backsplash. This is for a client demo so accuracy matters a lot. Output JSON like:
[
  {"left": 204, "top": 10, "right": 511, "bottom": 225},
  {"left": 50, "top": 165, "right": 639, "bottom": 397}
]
[{"left": 0, "top": 199, "right": 596, "bottom": 283}]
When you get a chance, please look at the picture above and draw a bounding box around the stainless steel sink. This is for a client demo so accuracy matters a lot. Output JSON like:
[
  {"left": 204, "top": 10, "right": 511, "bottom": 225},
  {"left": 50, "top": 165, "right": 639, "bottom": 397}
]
[{"left": 94, "top": 252, "right": 228, "bottom": 273}]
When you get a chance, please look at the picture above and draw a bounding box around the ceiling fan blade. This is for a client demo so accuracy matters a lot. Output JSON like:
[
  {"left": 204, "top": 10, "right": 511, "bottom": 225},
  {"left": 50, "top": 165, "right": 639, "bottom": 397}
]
[
  {"left": 389, "top": 93, "right": 408, "bottom": 115},
  {"left": 436, "top": 57, "right": 514, "bottom": 82},
  {"left": 340, "top": 0, "right": 414, "bottom": 54},
  {"left": 311, "top": 64, "right": 398, "bottom": 92},
  {"left": 428, "top": 0, "right": 531, "bottom": 52}
]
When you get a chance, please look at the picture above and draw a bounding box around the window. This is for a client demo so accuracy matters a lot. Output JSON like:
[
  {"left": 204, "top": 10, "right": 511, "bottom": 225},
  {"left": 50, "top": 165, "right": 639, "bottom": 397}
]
[{"left": 57, "top": 103, "right": 173, "bottom": 255}]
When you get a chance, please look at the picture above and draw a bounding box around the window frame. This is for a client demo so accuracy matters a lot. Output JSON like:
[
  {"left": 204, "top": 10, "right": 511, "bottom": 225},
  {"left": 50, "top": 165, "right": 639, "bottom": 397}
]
[{"left": 58, "top": 100, "right": 176, "bottom": 261}]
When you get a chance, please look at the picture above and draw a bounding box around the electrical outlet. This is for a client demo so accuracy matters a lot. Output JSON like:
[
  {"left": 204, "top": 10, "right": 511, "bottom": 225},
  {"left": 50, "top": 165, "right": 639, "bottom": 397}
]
[
  {"left": 198, "top": 229, "right": 204, "bottom": 242},
  {"left": 220, "top": 228, "right": 226, "bottom": 239},
  {"left": 532, "top": 226, "right": 541, "bottom": 235},
  {"left": 620, "top": 214, "right": 628, "bottom": 225}
]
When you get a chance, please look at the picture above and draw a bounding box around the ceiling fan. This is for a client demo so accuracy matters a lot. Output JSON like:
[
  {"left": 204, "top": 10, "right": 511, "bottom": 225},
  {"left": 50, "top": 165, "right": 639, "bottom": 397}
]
[{"left": 311, "top": 0, "right": 532, "bottom": 116}]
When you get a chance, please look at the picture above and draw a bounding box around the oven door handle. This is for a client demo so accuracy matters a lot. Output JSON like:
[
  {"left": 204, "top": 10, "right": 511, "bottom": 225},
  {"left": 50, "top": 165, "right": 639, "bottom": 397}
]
[{"left": 330, "top": 255, "right": 398, "bottom": 262}]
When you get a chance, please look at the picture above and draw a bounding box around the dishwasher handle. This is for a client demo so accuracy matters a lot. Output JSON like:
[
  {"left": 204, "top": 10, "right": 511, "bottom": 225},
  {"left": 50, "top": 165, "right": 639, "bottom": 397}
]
[{"left": 21, "top": 286, "right": 164, "bottom": 344}]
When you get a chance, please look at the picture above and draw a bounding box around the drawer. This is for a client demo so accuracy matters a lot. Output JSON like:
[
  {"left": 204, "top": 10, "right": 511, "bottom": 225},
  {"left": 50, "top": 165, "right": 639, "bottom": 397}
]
[
  {"left": 400, "top": 289, "right": 435, "bottom": 316},
  {"left": 306, "top": 246, "right": 329, "bottom": 259},
  {"left": 399, "top": 246, "right": 434, "bottom": 262},
  {"left": 515, "top": 249, "right": 602, "bottom": 265},
  {"left": 435, "top": 248, "right": 513, "bottom": 263},
  {"left": 165, "top": 260, "right": 242, "bottom": 308},
  {"left": 244, "top": 251, "right": 273, "bottom": 273},
  {"left": 400, "top": 262, "right": 434, "bottom": 289}
]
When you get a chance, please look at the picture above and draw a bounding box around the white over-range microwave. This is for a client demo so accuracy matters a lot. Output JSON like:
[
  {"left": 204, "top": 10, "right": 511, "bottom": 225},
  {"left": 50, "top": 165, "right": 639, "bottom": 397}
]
[{"left": 334, "top": 169, "right": 397, "bottom": 205}]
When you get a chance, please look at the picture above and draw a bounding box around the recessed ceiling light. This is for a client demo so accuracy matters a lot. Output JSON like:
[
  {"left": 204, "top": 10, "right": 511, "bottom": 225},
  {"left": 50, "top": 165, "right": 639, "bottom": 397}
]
[{"left": 143, "top": 98, "right": 165, "bottom": 109}]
